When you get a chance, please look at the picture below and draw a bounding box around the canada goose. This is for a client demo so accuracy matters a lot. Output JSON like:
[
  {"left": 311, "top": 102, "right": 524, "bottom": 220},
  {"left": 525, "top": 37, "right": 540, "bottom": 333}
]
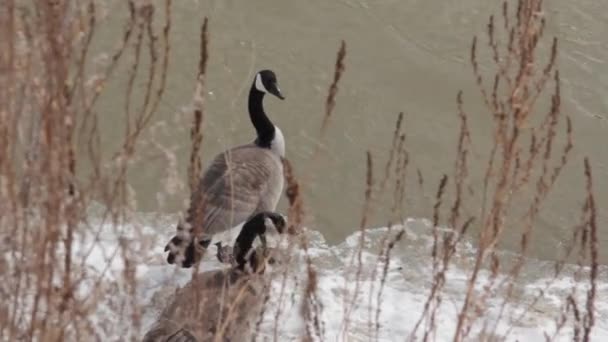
[
  {"left": 165, "top": 70, "right": 286, "bottom": 268},
  {"left": 143, "top": 211, "right": 286, "bottom": 342}
]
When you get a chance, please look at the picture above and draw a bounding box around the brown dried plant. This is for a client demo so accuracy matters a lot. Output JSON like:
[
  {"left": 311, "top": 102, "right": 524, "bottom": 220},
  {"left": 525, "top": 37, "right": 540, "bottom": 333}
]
[
  {"left": 1, "top": 1, "right": 172, "bottom": 340},
  {"left": 187, "top": 17, "right": 208, "bottom": 194},
  {"left": 399, "top": 0, "right": 600, "bottom": 341}
]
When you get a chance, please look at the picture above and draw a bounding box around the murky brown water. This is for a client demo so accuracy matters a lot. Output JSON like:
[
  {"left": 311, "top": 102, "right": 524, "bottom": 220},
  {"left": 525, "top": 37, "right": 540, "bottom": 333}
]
[{"left": 93, "top": 0, "right": 607, "bottom": 263}]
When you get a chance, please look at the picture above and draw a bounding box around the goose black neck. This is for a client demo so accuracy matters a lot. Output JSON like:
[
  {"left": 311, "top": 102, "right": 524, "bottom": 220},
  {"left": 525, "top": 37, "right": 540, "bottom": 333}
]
[
  {"left": 235, "top": 213, "right": 265, "bottom": 258},
  {"left": 235, "top": 213, "right": 266, "bottom": 268},
  {"left": 248, "top": 86, "right": 275, "bottom": 149}
]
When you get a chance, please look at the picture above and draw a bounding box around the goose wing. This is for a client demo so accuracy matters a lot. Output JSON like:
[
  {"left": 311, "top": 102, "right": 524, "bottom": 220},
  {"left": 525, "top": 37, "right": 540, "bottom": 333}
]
[{"left": 188, "top": 145, "right": 280, "bottom": 236}]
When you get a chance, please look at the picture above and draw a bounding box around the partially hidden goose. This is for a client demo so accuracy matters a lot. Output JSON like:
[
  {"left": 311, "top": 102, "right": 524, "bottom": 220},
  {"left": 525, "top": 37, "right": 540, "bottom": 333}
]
[
  {"left": 165, "top": 70, "right": 286, "bottom": 268},
  {"left": 143, "top": 211, "right": 286, "bottom": 342}
]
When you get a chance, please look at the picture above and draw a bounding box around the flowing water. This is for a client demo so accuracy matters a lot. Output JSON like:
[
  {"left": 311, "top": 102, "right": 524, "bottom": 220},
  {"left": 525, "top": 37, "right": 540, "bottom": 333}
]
[
  {"left": 85, "top": 0, "right": 608, "bottom": 339},
  {"left": 94, "top": 0, "right": 607, "bottom": 261}
]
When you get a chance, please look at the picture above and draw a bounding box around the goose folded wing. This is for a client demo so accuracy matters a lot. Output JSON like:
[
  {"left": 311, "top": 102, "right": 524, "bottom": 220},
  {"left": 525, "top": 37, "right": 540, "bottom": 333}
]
[{"left": 187, "top": 148, "right": 276, "bottom": 239}]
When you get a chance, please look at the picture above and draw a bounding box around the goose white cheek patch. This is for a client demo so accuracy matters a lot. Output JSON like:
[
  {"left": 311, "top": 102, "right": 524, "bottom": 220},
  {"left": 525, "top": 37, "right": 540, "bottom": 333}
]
[
  {"left": 264, "top": 217, "right": 275, "bottom": 231},
  {"left": 255, "top": 73, "right": 268, "bottom": 93}
]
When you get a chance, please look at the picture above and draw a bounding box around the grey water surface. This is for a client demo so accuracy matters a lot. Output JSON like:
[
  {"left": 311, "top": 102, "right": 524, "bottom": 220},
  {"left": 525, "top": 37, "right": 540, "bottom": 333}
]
[{"left": 92, "top": 0, "right": 607, "bottom": 263}]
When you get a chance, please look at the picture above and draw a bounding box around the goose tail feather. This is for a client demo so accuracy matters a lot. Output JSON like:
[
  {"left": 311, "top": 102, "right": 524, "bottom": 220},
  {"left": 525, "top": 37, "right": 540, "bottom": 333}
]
[{"left": 164, "top": 218, "right": 212, "bottom": 268}]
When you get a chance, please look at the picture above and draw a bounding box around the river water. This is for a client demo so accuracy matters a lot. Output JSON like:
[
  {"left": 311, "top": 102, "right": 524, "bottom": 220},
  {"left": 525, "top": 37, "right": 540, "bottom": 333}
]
[{"left": 94, "top": 0, "right": 607, "bottom": 262}]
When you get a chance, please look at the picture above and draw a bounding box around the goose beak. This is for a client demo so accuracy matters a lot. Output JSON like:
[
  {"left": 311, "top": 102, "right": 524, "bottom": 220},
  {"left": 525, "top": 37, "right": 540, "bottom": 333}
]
[{"left": 269, "top": 84, "right": 285, "bottom": 100}]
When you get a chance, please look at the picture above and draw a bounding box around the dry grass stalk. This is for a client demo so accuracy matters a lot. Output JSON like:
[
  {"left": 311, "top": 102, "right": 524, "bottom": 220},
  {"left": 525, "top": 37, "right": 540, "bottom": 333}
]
[
  {"left": 373, "top": 229, "right": 405, "bottom": 340},
  {"left": 391, "top": 0, "right": 600, "bottom": 340},
  {"left": 1, "top": 1, "right": 171, "bottom": 340},
  {"left": 581, "top": 158, "right": 598, "bottom": 341},
  {"left": 305, "top": 41, "right": 347, "bottom": 177},
  {"left": 283, "top": 158, "right": 304, "bottom": 236},
  {"left": 282, "top": 158, "right": 324, "bottom": 341},
  {"left": 188, "top": 17, "right": 208, "bottom": 193},
  {"left": 341, "top": 151, "right": 374, "bottom": 336},
  {"left": 366, "top": 112, "right": 408, "bottom": 339},
  {"left": 456, "top": 1, "right": 561, "bottom": 339},
  {"left": 320, "top": 40, "right": 346, "bottom": 137},
  {"left": 378, "top": 112, "right": 405, "bottom": 196},
  {"left": 458, "top": 0, "right": 550, "bottom": 334},
  {"left": 408, "top": 175, "right": 450, "bottom": 341}
]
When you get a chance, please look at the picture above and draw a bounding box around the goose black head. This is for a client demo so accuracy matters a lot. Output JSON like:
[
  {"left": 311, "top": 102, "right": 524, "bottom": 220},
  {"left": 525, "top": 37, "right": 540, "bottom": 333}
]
[
  {"left": 262, "top": 212, "right": 286, "bottom": 234},
  {"left": 254, "top": 70, "right": 285, "bottom": 100}
]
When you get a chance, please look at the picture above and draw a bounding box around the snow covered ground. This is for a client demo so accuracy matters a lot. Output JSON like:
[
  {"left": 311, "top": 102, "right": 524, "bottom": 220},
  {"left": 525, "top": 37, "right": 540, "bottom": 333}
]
[{"left": 76, "top": 214, "right": 607, "bottom": 341}]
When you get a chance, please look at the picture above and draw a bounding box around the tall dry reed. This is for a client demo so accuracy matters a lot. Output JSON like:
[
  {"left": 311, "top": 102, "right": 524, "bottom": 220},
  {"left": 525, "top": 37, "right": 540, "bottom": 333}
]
[
  {"left": 395, "top": 0, "right": 599, "bottom": 341},
  {"left": 1, "top": 1, "right": 172, "bottom": 340}
]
